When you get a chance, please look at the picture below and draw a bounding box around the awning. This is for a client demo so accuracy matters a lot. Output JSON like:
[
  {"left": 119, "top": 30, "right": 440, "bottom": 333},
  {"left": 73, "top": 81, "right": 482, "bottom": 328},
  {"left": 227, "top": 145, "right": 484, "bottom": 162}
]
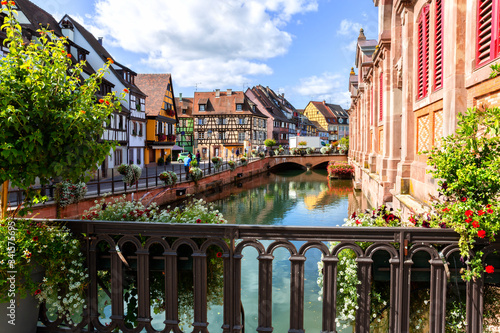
[
  {"left": 171, "top": 145, "right": 184, "bottom": 151},
  {"left": 152, "top": 146, "right": 173, "bottom": 150}
]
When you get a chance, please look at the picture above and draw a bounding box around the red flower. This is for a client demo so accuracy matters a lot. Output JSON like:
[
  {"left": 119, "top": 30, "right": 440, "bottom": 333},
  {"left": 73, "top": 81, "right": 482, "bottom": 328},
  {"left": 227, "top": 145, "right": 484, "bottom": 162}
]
[
  {"left": 487, "top": 209, "right": 494, "bottom": 214},
  {"left": 196, "top": 219, "right": 201, "bottom": 223},
  {"left": 32, "top": 236, "right": 38, "bottom": 241},
  {"left": 123, "top": 88, "right": 129, "bottom": 93},
  {"left": 478, "top": 210, "right": 485, "bottom": 216},
  {"left": 105, "top": 100, "right": 110, "bottom": 105},
  {"left": 1, "top": 1, "right": 8, "bottom": 5},
  {"left": 472, "top": 221, "right": 480, "bottom": 228},
  {"left": 465, "top": 210, "right": 474, "bottom": 217},
  {"left": 486, "top": 204, "right": 492, "bottom": 208},
  {"left": 67, "top": 53, "right": 71, "bottom": 58},
  {"left": 99, "top": 99, "right": 104, "bottom": 103},
  {"left": 461, "top": 197, "right": 467, "bottom": 202},
  {"left": 485, "top": 265, "right": 495, "bottom": 274},
  {"left": 442, "top": 208, "right": 450, "bottom": 212},
  {"left": 465, "top": 217, "right": 472, "bottom": 223},
  {"left": 34, "top": 289, "right": 41, "bottom": 295},
  {"left": 9, "top": 1, "right": 14, "bottom": 4},
  {"left": 80, "top": 110, "right": 86, "bottom": 114},
  {"left": 122, "top": 214, "right": 126, "bottom": 218},
  {"left": 355, "top": 219, "right": 361, "bottom": 225},
  {"left": 26, "top": 230, "right": 31, "bottom": 235},
  {"left": 478, "top": 230, "right": 486, "bottom": 238},
  {"left": 216, "top": 252, "right": 222, "bottom": 258},
  {"left": 107, "top": 57, "right": 114, "bottom": 64}
]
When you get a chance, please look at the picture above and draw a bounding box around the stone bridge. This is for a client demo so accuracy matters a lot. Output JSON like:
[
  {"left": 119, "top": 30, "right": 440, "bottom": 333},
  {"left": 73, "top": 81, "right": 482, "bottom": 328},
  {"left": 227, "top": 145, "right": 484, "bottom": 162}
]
[{"left": 265, "top": 153, "right": 348, "bottom": 170}]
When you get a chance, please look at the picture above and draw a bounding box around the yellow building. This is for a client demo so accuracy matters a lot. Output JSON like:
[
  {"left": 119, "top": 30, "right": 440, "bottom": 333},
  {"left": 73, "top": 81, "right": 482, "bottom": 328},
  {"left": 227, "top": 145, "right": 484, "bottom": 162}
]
[
  {"left": 135, "top": 74, "right": 178, "bottom": 165},
  {"left": 304, "top": 101, "right": 349, "bottom": 144}
]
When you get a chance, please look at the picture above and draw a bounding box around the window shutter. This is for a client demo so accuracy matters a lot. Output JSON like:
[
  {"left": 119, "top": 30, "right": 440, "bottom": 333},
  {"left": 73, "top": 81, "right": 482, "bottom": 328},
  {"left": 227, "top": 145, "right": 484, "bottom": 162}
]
[
  {"left": 417, "top": 6, "right": 430, "bottom": 100},
  {"left": 434, "top": 0, "right": 443, "bottom": 90},
  {"left": 379, "top": 72, "right": 383, "bottom": 122},
  {"left": 477, "top": 0, "right": 493, "bottom": 65}
]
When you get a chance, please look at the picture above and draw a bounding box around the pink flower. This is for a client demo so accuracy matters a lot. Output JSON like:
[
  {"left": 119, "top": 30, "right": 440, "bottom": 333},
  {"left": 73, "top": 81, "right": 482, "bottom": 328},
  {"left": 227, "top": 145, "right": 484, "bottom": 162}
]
[
  {"left": 485, "top": 265, "right": 495, "bottom": 274},
  {"left": 478, "top": 230, "right": 486, "bottom": 238}
]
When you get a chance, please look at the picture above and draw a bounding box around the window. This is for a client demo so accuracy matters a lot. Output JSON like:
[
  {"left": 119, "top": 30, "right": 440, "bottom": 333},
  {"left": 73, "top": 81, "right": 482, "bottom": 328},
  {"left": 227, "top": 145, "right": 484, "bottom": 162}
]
[
  {"left": 198, "top": 132, "right": 204, "bottom": 139},
  {"left": 379, "top": 72, "right": 383, "bottom": 122},
  {"left": 114, "top": 149, "right": 123, "bottom": 165},
  {"left": 238, "top": 118, "right": 246, "bottom": 125},
  {"left": 417, "top": 5, "right": 430, "bottom": 99},
  {"left": 236, "top": 104, "right": 243, "bottom": 111},
  {"left": 199, "top": 104, "right": 206, "bottom": 111},
  {"left": 182, "top": 109, "right": 187, "bottom": 114},
  {"left": 238, "top": 132, "right": 245, "bottom": 142},
  {"left": 219, "top": 132, "right": 226, "bottom": 140},
  {"left": 476, "top": 0, "right": 499, "bottom": 66},
  {"left": 78, "top": 50, "right": 86, "bottom": 61},
  {"left": 434, "top": 0, "right": 443, "bottom": 90},
  {"left": 130, "top": 95, "right": 136, "bottom": 111},
  {"left": 198, "top": 118, "right": 203, "bottom": 125},
  {"left": 139, "top": 98, "right": 145, "bottom": 112}
]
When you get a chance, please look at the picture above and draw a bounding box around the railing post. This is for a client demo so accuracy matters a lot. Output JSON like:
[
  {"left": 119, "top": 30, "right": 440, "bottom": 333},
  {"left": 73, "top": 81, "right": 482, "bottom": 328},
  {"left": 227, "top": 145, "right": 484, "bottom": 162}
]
[
  {"left": 109, "top": 246, "right": 124, "bottom": 327},
  {"left": 97, "top": 171, "right": 101, "bottom": 196},
  {"left": 429, "top": 258, "right": 447, "bottom": 332},
  {"left": 87, "top": 235, "right": 99, "bottom": 330},
  {"left": 231, "top": 252, "right": 244, "bottom": 333},
  {"left": 257, "top": 253, "right": 274, "bottom": 332},
  {"left": 289, "top": 255, "right": 306, "bottom": 333},
  {"left": 155, "top": 165, "right": 158, "bottom": 187},
  {"left": 355, "top": 257, "right": 373, "bottom": 333},
  {"left": 466, "top": 276, "right": 483, "bottom": 333},
  {"left": 111, "top": 168, "right": 115, "bottom": 194},
  {"left": 192, "top": 251, "right": 209, "bottom": 332},
  {"left": 389, "top": 257, "right": 400, "bottom": 331},
  {"left": 164, "top": 251, "right": 180, "bottom": 331},
  {"left": 321, "top": 256, "right": 338, "bottom": 333},
  {"left": 136, "top": 249, "right": 150, "bottom": 329},
  {"left": 145, "top": 167, "right": 149, "bottom": 189}
]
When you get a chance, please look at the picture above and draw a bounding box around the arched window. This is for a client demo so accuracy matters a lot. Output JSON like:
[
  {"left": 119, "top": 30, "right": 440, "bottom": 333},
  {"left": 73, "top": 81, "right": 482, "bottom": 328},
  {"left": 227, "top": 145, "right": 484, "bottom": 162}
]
[{"left": 417, "top": 5, "right": 430, "bottom": 99}]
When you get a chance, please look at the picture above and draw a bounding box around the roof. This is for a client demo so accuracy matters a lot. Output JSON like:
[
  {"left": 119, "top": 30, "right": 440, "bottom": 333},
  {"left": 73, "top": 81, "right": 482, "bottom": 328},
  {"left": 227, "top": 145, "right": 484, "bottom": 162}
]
[
  {"left": 311, "top": 121, "right": 327, "bottom": 131},
  {"left": 175, "top": 97, "right": 193, "bottom": 118},
  {"left": 62, "top": 14, "right": 146, "bottom": 96},
  {"left": 16, "top": 0, "right": 63, "bottom": 36},
  {"left": 247, "top": 85, "right": 290, "bottom": 122},
  {"left": 135, "top": 74, "right": 172, "bottom": 116},
  {"left": 326, "top": 103, "right": 349, "bottom": 118},
  {"left": 310, "top": 101, "right": 336, "bottom": 121},
  {"left": 192, "top": 90, "right": 267, "bottom": 117}
]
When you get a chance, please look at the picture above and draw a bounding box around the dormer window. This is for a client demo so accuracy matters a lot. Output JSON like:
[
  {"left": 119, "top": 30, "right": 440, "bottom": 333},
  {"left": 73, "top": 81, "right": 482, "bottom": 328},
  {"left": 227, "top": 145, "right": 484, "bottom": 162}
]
[
  {"left": 182, "top": 109, "right": 187, "bottom": 114},
  {"left": 236, "top": 104, "right": 243, "bottom": 111},
  {"left": 78, "top": 50, "right": 86, "bottom": 61},
  {"left": 199, "top": 104, "right": 206, "bottom": 111}
]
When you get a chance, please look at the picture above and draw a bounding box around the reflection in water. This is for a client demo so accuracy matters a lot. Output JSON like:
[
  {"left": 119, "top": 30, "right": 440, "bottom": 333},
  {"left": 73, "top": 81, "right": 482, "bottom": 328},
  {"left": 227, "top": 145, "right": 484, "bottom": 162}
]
[
  {"left": 210, "top": 169, "right": 360, "bottom": 227},
  {"left": 205, "top": 169, "right": 361, "bottom": 332}
]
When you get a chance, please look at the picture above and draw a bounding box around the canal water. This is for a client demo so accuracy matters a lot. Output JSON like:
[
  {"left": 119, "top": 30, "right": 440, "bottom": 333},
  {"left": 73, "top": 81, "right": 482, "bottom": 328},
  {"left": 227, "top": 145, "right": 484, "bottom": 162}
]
[{"left": 197, "top": 169, "right": 363, "bottom": 332}]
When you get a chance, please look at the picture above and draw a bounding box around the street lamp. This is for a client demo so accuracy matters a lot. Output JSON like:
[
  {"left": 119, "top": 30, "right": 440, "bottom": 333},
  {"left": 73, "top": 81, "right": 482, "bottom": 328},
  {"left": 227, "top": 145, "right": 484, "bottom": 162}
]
[{"left": 207, "top": 129, "right": 212, "bottom": 174}]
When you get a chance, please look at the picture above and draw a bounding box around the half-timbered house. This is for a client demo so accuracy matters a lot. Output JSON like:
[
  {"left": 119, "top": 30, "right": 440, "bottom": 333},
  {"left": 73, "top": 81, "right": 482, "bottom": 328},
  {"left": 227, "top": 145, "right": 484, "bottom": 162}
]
[
  {"left": 59, "top": 14, "right": 147, "bottom": 176},
  {"left": 135, "top": 74, "right": 178, "bottom": 165},
  {"left": 303, "top": 101, "right": 349, "bottom": 144},
  {"left": 174, "top": 95, "right": 194, "bottom": 155},
  {"left": 193, "top": 89, "right": 267, "bottom": 160}
]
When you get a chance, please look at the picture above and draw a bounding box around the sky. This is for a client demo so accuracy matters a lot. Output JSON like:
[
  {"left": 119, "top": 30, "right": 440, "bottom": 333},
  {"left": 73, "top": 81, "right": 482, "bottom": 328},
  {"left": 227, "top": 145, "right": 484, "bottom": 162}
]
[{"left": 30, "top": 0, "right": 379, "bottom": 110}]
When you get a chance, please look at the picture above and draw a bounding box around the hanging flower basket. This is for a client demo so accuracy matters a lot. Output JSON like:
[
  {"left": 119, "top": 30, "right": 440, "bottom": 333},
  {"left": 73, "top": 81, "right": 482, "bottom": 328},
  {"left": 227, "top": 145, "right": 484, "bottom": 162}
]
[
  {"left": 228, "top": 160, "right": 236, "bottom": 171},
  {"left": 159, "top": 171, "right": 177, "bottom": 187},
  {"left": 117, "top": 164, "right": 142, "bottom": 186},
  {"left": 189, "top": 167, "right": 203, "bottom": 182}
]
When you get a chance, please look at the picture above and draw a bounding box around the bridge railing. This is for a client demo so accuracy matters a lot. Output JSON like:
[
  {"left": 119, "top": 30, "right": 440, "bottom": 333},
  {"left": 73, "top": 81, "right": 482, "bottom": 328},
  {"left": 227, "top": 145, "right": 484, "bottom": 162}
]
[{"left": 36, "top": 220, "right": 492, "bottom": 332}]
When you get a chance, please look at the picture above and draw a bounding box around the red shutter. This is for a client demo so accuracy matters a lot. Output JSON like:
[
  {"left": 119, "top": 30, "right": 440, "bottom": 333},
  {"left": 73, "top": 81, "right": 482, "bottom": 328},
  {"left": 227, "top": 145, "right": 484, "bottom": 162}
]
[
  {"left": 417, "top": 6, "right": 430, "bottom": 100},
  {"left": 434, "top": 0, "right": 443, "bottom": 90},
  {"left": 477, "top": 0, "right": 493, "bottom": 65},
  {"left": 379, "top": 72, "right": 383, "bottom": 122}
]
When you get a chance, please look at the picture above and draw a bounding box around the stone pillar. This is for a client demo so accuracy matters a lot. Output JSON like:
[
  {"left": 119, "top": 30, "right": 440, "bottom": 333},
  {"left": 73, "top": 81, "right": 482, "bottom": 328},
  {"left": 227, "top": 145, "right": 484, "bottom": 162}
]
[
  {"left": 395, "top": 7, "right": 415, "bottom": 195},
  {"left": 443, "top": 0, "right": 466, "bottom": 136}
]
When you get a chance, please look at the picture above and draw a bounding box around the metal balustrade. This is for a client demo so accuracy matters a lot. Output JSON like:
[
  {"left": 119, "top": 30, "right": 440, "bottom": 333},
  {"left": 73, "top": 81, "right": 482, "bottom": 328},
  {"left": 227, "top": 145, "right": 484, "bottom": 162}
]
[{"left": 36, "top": 221, "right": 495, "bottom": 332}]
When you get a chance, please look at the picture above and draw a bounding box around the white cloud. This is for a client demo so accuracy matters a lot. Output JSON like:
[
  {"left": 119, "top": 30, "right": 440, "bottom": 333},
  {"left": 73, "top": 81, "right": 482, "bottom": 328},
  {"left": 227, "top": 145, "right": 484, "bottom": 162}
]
[
  {"left": 91, "top": 0, "right": 318, "bottom": 88},
  {"left": 293, "top": 72, "right": 350, "bottom": 106},
  {"left": 337, "top": 19, "right": 362, "bottom": 37}
]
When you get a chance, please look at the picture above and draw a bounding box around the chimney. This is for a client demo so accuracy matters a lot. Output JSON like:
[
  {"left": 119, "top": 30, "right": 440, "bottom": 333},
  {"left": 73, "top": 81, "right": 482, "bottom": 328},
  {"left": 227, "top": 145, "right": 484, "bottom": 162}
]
[
  {"left": 98, "top": 37, "right": 103, "bottom": 45},
  {"left": 227, "top": 89, "right": 232, "bottom": 96},
  {"left": 179, "top": 92, "right": 183, "bottom": 102},
  {"left": 215, "top": 89, "right": 220, "bottom": 98}
]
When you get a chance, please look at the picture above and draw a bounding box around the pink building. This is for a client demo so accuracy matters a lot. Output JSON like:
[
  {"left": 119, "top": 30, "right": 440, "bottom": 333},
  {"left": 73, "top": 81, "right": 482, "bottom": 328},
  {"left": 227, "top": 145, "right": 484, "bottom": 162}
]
[{"left": 348, "top": 0, "right": 500, "bottom": 216}]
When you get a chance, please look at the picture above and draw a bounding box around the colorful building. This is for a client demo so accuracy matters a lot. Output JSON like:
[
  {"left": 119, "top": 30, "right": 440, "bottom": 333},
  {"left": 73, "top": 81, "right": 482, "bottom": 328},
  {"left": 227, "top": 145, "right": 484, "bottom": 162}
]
[
  {"left": 348, "top": 0, "right": 500, "bottom": 214},
  {"left": 303, "top": 101, "right": 349, "bottom": 144},
  {"left": 174, "top": 94, "right": 194, "bottom": 155},
  {"left": 135, "top": 74, "right": 178, "bottom": 165}
]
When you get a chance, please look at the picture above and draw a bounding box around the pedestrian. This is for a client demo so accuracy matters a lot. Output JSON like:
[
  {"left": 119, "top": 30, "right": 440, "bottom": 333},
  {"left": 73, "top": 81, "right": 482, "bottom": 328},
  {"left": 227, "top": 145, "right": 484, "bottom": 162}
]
[
  {"left": 235, "top": 148, "right": 240, "bottom": 158},
  {"left": 196, "top": 150, "right": 201, "bottom": 165},
  {"left": 184, "top": 153, "right": 192, "bottom": 180}
]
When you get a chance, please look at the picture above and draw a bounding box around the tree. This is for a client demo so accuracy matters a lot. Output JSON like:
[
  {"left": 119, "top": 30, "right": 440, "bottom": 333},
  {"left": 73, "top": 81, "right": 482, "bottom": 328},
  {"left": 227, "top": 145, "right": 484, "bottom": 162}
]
[
  {"left": 264, "top": 138, "right": 276, "bottom": 148},
  {"left": 0, "top": 3, "right": 123, "bottom": 217}
]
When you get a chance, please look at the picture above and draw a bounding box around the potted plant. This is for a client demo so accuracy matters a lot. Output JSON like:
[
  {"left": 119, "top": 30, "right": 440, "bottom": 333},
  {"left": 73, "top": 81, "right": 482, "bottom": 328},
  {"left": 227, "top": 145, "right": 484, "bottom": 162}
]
[
  {"left": 157, "top": 156, "right": 164, "bottom": 166},
  {"left": 54, "top": 180, "right": 87, "bottom": 208},
  {"left": 189, "top": 167, "right": 203, "bottom": 183},
  {"left": 258, "top": 152, "right": 265, "bottom": 159},
  {"left": 158, "top": 134, "right": 167, "bottom": 142},
  {"left": 117, "top": 164, "right": 142, "bottom": 186},
  {"left": 0, "top": 219, "right": 88, "bottom": 332},
  {"left": 327, "top": 161, "right": 354, "bottom": 179},
  {"left": 306, "top": 147, "right": 314, "bottom": 155},
  {"left": 159, "top": 170, "right": 177, "bottom": 187},
  {"left": 212, "top": 156, "right": 223, "bottom": 171},
  {"left": 251, "top": 149, "right": 258, "bottom": 157},
  {"left": 240, "top": 156, "right": 248, "bottom": 166},
  {"left": 228, "top": 160, "right": 236, "bottom": 171}
]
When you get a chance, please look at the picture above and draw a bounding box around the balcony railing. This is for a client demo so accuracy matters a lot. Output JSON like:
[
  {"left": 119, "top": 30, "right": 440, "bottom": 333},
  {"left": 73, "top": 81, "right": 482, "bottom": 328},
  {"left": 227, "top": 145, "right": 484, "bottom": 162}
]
[{"left": 37, "top": 222, "right": 493, "bottom": 332}]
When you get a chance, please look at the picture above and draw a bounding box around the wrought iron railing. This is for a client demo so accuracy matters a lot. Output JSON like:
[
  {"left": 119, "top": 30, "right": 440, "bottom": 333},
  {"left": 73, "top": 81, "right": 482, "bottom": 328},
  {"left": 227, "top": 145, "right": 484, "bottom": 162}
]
[{"left": 37, "top": 221, "right": 496, "bottom": 332}]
